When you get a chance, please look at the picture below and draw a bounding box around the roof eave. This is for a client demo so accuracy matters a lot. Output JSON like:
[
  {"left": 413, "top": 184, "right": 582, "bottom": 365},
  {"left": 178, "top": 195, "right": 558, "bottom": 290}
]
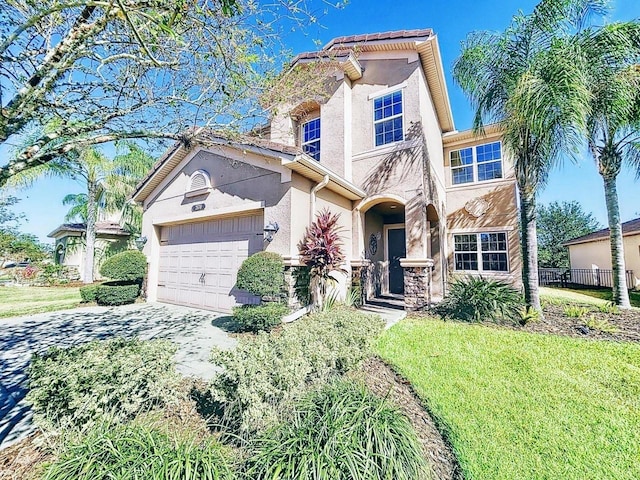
[{"left": 282, "top": 154, "right": 365, "bottom": 201}]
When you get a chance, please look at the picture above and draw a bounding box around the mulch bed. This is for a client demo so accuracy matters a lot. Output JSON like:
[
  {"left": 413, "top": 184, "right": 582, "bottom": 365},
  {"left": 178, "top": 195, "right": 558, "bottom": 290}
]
[
  {"left": 0, "top": 434, "right": 49, "bottom": 480},
  {"left": 521, "top": 304, "right": 640, "bottom": 343},
  {"left": 358, "top": 357, "right": 463, "bottom": 480}
]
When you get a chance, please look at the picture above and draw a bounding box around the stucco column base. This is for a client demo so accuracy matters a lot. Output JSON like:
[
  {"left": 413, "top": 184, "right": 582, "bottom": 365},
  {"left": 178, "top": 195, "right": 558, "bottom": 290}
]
[{"left": 400, "top": 258, "right": 433, "bottom": 311}]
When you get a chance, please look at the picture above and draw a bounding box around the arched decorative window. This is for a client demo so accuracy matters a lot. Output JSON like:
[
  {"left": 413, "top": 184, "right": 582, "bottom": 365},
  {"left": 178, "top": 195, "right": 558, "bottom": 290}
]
[{"left": 185, "top": 169, "right": 212, "bottom": 197}]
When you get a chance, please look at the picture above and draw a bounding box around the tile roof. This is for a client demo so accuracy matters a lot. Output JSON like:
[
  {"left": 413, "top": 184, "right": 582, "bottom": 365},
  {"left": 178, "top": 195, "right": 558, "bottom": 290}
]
[
  {"left": 323, "top": 29, "right": 433, "bottom": 50},
  {"left": 48, "top": 222, "right": 130, "bottom": 238},
  {"left": 564, "top": 217, "right": 640, "bottom": 246}
]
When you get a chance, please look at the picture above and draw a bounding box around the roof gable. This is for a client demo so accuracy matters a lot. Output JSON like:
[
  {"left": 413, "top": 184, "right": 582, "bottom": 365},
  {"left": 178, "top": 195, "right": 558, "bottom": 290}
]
[{"left": 290, "top": 29, "right": 455, "bottom": 133}]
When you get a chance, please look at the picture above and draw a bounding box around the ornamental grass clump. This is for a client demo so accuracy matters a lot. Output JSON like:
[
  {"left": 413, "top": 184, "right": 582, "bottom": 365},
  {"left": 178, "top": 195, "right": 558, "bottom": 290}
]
[
  {"left": 40, "top": 421, "right": 236, "bottom": 480},
  {"left": 26, "top": 338, "right": 180, "bottom": 432},
  {"left": 245, "top": 380, "right": 429, "bottom": 480},
  {"left": 298, "top": 208, "right": 346, "bottom": 310},
  {"left": 210, "top": 307, "right": 384, "bottom": 436},
  {"left": 434, "top": 276, "right": 524, "bottom": 323}
]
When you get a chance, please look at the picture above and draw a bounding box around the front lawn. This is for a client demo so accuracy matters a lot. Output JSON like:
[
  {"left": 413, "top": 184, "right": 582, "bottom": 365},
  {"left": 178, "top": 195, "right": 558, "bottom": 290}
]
[
  {"left": 541, "top": 286, "right": 640, "bottom": 308},
  {"left": 378, "top": 318, "right": 640, "bottom": 480},
  {"left": 0, "top": 286, "right": 81, "bottom": 318}
]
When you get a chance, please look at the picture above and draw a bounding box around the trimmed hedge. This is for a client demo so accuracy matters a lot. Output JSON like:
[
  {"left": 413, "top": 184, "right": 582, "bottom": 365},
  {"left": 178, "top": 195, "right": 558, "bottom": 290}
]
[
  {"left": 79, "top": 284, "right": 98, "bottom": 303},
  {"left": 100, "top": 250, "right": 147, "bottom": 282},
  {"left": 96, "top": 282, "right": 140, "bottom": 306},
  {"left": 236, "top": 251, "right": 285, "bottom": 298},
  {"left": 232, "top": 302, "right": 289, "bottom": 332},
  {"left": 26, "top": 337, "right": 179, "bottom": 431}
]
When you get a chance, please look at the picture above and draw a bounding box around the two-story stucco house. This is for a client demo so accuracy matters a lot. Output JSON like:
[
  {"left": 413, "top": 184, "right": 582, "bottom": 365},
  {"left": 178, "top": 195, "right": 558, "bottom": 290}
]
[{"left": 131, "top": 29, "right": 521, "bottom": 313}]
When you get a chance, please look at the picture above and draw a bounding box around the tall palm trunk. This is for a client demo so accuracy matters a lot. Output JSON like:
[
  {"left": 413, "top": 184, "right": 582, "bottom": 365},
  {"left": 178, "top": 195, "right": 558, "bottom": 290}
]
[
  {"left": 601, "top": 173, "right": 631, "bottom": 308},
  {"left": 83, "top": 182, "right": 97, "bottom": 284},
  {"left": 519, "top": 187, "right": 542, "bottom": 313}
]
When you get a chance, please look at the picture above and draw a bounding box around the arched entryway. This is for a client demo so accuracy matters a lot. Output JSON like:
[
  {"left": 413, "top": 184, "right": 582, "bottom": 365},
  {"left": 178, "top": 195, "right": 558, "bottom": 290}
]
[{"left": 357, "top": 196, "right": 406, "bottom": 298}]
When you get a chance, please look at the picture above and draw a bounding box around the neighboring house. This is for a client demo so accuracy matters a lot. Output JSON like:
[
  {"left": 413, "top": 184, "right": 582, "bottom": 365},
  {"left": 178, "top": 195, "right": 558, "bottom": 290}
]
[
  {"left": 132, "top": 29, "right": 521, "bottom": 313},
  {"left": 48, "top": 221, "right": 131, "bottom": 280},
  {"left": 564, "top": 217, "right": 640, "bottom": 289}
]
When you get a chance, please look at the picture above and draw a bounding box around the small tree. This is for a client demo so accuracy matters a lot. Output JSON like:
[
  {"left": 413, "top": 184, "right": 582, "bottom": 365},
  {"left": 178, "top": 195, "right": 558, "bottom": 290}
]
[
  {"left": 298, "top": 209, "right": 346, "bottom": 310},
  {"left": 537, "top": 201, "right": 601, "bottom": 268}
]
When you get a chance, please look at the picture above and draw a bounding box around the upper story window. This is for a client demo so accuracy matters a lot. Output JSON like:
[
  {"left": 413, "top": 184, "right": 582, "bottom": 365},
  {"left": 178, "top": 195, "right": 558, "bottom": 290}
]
[
  {"left": 301, "top": 118, "right": 321, "bottom": 161},
  {"left": 374, "top": 90, "right": 403, "bottom": 147},
  {"left": 451, "top": 141, "right": 503, "bottom": 185},
  {"left": 454, "top": 232, "right": 509, "bottom": 272}
]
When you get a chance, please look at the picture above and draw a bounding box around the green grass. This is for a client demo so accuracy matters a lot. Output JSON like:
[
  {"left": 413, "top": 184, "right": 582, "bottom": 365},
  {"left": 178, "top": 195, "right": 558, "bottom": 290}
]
[
  {"left": 0, "top": 286, "right": 81, "bottom": 318},
  {"left": 541, "top": 286, "right": 640, "bottom": 308},
  {"left": 378, "top": 318, "right": 640, "bottom": 480}
]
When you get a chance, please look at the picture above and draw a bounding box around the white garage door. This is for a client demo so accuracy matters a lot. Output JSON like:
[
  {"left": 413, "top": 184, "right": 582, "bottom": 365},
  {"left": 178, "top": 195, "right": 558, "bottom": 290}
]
[{"left": 157, "top": 214, "right": 263, "bottom": 313}]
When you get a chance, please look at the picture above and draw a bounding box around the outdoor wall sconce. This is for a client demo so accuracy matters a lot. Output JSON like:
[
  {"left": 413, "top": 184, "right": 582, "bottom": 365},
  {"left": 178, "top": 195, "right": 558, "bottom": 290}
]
[
  {"left": 135, "top": 236, "right": 148, "bottom": 251},
  {"left": 263, "top": 222, "right": 279, "bottom": 242}
]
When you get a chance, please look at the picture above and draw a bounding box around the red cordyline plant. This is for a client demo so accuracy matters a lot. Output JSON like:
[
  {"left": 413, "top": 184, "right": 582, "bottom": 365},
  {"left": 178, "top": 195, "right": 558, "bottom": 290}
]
[{"left": 298, "top": 209, "right": 346, "bottom": 309}]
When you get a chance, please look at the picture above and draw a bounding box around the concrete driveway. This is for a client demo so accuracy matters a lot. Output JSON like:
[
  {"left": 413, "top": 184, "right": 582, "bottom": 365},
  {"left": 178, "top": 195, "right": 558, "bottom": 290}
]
[{"left": 0, "top": 302, "right": 236, "bottom": 449}]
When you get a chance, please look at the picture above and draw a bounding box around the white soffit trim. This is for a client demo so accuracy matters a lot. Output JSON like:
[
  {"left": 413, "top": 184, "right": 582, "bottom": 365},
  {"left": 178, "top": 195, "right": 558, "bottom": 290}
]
[{"left": 281, "top": 154, "right": 365, "bottom": 201}]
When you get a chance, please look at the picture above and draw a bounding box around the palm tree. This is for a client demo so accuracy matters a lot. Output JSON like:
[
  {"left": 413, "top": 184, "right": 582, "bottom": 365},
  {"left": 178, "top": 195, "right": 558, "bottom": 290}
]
[
  {"left": 453, "top": 0, "right": 601, "bottom": 312},
  {"left": 10, "top": 143, "right": 153, "bottom": 283},
  {"left": 578, "top": 23, "right": 640, "bottom": 308},
  {"left": 62, "top": 193, "right": 89, "bottom": 222}
]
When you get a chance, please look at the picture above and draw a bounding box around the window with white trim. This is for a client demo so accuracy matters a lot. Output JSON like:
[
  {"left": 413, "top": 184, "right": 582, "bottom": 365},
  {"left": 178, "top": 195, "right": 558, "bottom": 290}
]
[
  {"left": 451, "top": 141, "right": 503, "bottom": 185},
  {"left": 301, "top": 118, "right": 321, "bottom": 161},
  {"left": 454, "top": 232, "right": 508, "bottom": 272},
  {"left": 374, "top": 90, "right": 403, "bottom": 146}
]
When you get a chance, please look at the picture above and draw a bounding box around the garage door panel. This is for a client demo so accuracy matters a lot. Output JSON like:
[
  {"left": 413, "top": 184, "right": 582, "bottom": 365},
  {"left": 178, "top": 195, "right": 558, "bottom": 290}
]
[{"left": 157, "top": 214, "right": 263, "bottom": 313}]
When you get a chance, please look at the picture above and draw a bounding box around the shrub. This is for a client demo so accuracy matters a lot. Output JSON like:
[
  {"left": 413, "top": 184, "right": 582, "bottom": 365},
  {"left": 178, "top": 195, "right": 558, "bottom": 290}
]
[
  {"left": 210, "top": 307, "right": 384, "bottom": 436},
  {"left": 79, "top": 284, "right": 98, "bottom": 303},
  {"left": 434, "top": 276, "right": 524, "bottom": 323},
  {"left": 563, "top": 305, "right": 590, "bottom": 318},
  {"left": 298, "top": 209, "right": 346, "bottom": 309},
  {"left": 96, "top": 281, "right": 140, "bottom": 306},
  {"left": 232, "top": 302, "right": 289, "bottom": 332},
  {"left": 245, "top": 380, "right": 428, "bottom": 480},
  {"left": 26, "top": 338, "right": 180, "bottom": 431},
  {"left": 236, "top": 251, "right": 285, "bottom": 298},
  {"left": 100, "top": 250, "right": 147, "bottom": 281},
  {"left": 292, "top": 265, "right": 312, "bottom": 305},
  {"left": 41, "top": 422, "right": 236, "bottom": 480}
]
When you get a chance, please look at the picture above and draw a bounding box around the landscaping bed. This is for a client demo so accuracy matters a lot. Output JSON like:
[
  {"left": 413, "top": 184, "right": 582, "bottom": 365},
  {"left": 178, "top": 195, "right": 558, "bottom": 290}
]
[
  {"left": 523, "top": 301, "right": 640, "bottom": 342},
  {"left": 357, "top": 357, "right": 462, "bottom": 480}
]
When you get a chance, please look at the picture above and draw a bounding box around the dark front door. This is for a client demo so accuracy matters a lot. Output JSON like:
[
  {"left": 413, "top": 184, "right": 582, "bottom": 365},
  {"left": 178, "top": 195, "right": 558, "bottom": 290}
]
[{"left": 387, "top": 228, "right": 406, "bottom": 295}]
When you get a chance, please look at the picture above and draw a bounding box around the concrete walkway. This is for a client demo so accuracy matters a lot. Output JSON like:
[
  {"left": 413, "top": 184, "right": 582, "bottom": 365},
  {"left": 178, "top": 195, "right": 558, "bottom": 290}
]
[
  {"left": 0, "top": 302, "right": 236, "bottom": 449},
  {"left": 358, "top": 303, "right": 407, "bottom": 329}
]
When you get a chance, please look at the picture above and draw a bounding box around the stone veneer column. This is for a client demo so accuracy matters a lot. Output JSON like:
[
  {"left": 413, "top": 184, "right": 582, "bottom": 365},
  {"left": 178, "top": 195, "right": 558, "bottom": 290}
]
[
  {"left": 350, "top": 259, "right": 372, "bottom": 305},
  {"left": 399, "top": 259, "right": 434, "bottom": 311}
]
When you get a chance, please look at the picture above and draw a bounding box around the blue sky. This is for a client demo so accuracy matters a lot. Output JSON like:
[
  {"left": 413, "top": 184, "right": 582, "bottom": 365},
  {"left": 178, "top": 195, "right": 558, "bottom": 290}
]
[{"left": 5, "top": 0, "right": 640, "bottom": 242}]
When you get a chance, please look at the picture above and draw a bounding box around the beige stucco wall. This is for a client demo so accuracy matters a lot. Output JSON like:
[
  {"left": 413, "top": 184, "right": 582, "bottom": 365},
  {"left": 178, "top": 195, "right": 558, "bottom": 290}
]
[
  {"left": 57, "top": 234, "right": 130, "bottom": 280},
  {"left": 140, "top": 146, "right": 356, "bottom": 302},
  {"left": 568, "top": 234, "right": 640, "bottom": 289},
  {"left": 443, "top": 132, "right": 521, "bottom": 286}
]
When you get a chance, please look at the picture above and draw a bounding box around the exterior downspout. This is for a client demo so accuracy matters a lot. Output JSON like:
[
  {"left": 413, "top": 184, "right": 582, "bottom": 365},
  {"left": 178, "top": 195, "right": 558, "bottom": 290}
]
[{"left": 310, "top": 174, "right": 330, "bottom": 221}]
